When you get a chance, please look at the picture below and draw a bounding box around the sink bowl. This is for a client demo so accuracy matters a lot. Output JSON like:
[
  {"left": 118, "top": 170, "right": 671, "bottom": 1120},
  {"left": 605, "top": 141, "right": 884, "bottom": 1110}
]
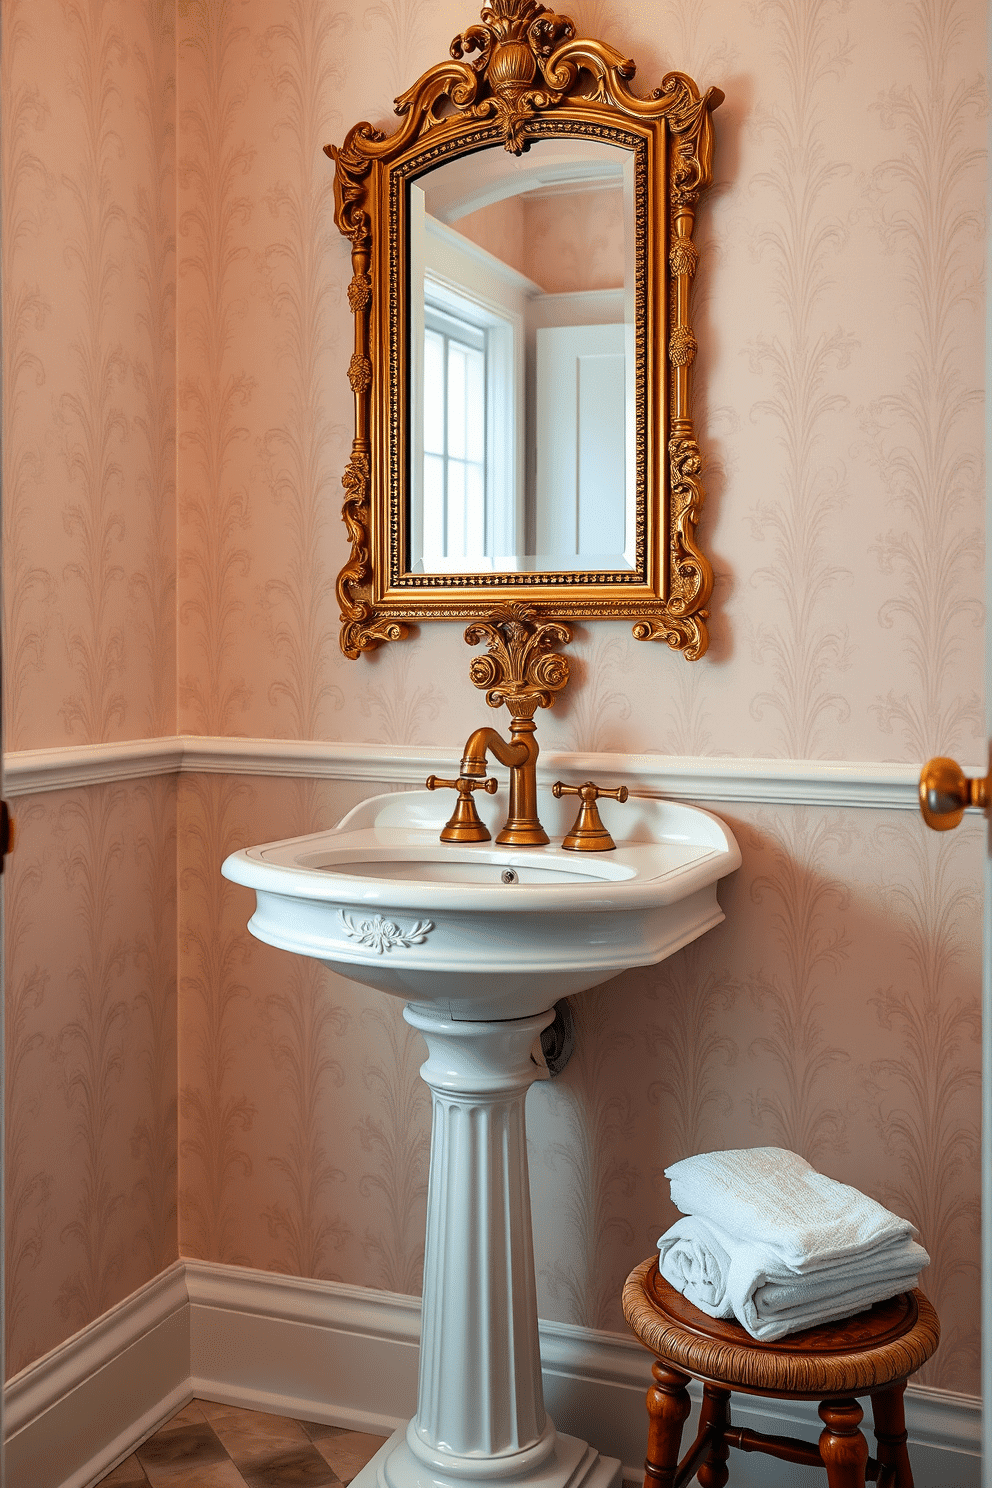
[{"left": 222, "top": 786, "right": 741, "bottom": 1019}]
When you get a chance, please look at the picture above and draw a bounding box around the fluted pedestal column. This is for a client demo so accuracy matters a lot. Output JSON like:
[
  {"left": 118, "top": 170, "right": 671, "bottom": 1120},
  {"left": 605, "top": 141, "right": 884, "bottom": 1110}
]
[{"left": 357, "top": 1004, "right": 621, "bottom": 1488}]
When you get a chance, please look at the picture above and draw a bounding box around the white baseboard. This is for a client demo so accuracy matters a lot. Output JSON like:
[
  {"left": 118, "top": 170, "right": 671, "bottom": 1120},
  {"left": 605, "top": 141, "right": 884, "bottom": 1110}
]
[
  {"left": 186, "top": 1260, "right": 421, "bottom": 1437},
  {"left": 4, "top": 1261, "right": 189, "bottom": 1488},
  {"left": 4, "top": 1259, "right": 981, "bottom": 1488}
]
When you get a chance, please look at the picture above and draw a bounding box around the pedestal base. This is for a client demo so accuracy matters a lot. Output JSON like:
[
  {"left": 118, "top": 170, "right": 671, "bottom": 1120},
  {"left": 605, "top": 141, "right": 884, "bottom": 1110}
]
[{"left": 353, "top": 1426, "right": 622, "bottom": 1488}]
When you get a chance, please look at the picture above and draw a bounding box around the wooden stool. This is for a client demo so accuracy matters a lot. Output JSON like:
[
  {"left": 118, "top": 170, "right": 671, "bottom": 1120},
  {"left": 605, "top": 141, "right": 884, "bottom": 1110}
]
[{"left": 622, "top": 1257, "right": 939, "bottom": 1488}]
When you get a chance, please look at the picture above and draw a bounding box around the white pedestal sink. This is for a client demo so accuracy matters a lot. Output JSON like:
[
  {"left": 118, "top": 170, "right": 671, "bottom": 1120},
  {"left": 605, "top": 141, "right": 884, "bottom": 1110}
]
[{"left": 223, "top": 787, "right": 740, "bottom": 1488}]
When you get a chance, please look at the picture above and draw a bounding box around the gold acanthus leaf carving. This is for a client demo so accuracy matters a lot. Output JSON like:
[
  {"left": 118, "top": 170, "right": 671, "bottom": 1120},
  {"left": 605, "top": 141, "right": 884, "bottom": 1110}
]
[
  {"left": 337, "top": 453, "right": 372, "bottom": 617},
  {"left": 667, "top": 436, "right": 712, "bottom": 612},
  {"left": 631, "top": 612, "right": 707, "bottom": 661},
  {"left": 348, "top": 353, "right": 372, "bottom": 393},
  {"left": 652, "top": 72, "right": 722, "bottom": 203},
  {"left": 337, "top": 452, "right": 410, "bottom": 658},
  {"left": 669, "top": 239, "right": 698, "bottom": 278},
  {"left": 669, "top": 326, "right": 697, "bottom": 367},
  {"left": 630, "top": 437, "right": 711, "bottom": 660},
  {"left": 348, "top": 273, "right": 372, "bottom": 312},
  {"left": 327, "top": 128, "right": 384, "bottom": 246},
  {"left": 464, "top": 603, "right": 572, "bottom": 716},
  {"left": 341, "top": 612, "right": 410, "bottom": 657}
]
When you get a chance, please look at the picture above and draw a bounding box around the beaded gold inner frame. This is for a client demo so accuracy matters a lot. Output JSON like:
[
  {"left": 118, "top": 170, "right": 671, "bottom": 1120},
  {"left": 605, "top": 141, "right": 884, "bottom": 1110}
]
[{"left": 327, "top": 0, "right": 722, "bottom": 661}]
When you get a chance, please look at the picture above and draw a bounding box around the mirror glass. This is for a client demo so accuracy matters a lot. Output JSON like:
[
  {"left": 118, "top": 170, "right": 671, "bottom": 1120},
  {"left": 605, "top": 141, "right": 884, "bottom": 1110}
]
[{"left": 406, "top": 138, "right": 637, "bottom": 576}]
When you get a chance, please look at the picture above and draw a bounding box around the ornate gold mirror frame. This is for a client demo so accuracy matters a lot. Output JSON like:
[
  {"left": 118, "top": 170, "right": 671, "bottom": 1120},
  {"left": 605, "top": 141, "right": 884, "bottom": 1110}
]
[{"left": 327, "top": 0, "right": 722, "bottom": 661}]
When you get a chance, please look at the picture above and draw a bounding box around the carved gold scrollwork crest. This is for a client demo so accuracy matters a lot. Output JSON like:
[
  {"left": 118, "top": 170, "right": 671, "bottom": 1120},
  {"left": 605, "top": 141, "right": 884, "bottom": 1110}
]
[{"left": 448, "top": 2, "right": 577, "bottom": 154}]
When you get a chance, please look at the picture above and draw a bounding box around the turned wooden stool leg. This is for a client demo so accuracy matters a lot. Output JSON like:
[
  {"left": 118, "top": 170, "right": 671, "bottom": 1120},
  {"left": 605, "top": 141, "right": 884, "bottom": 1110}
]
[
  {"left": 818, "top": 1399, "right": 870, "bottom": 1488},
  {"left": 644, "top": 1361, "right": 692, "bottom": 1488},
  {"left": 696, "top": 1383, "right": 731, "bottom": 1488},
  {"left": 871, "top": 1382, "right": 914, "bottom": 1488}
]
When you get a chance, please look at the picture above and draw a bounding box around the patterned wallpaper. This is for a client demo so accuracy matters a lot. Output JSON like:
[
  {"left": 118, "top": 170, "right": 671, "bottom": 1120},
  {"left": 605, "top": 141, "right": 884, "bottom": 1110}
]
[
  {"left": 5, "top": 780, "right": 177, "bottom": 1375},
  {"left": 2, "top": 0, "right": 986, "bottom": 1402},
  {"left": 174, "top": 0, "right": 985, "bottom": 765},
  {"left": 2, "top": 0, "right": 179, "bottom": 1378},
  {"left": 3, "top": 0, "right": 177, "bottom": 753}
]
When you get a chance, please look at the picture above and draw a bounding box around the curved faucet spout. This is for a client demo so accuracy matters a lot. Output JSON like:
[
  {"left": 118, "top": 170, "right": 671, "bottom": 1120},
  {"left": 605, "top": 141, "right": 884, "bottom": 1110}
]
[
  {"left": 458, "top": 721, "right": 548, "bottom": 847},
  {"left": 460, "top": 727, "right": 529, "bottom": 777}
]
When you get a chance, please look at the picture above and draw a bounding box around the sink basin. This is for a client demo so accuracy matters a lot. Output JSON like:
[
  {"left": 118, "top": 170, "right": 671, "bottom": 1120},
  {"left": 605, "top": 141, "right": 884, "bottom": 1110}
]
[{"left": 222, "top": 786, "right": 741, "bottom": 1019}]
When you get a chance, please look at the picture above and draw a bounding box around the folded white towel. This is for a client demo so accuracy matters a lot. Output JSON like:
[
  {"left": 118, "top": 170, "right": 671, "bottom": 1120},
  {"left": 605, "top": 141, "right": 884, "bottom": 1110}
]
[
  {"left": 666, "top": 1147, "right": 918, "bottom": 1273},
  {"left": 657, "top": 1213, "right": 930, "bottom": 1340}
]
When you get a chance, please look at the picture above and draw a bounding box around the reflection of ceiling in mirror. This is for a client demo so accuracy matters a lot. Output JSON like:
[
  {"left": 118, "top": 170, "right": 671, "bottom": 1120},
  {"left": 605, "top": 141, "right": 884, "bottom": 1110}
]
[
  {"left": 449, "top": 196, "right": 528, "bottom": 279},
  {"left": 418, "top": 139, "right": 629, "bottom": 297},
  {"left": 455, "top": 188, "right": 625, "bottom": 295},
  {"left": 420, "top": 138, "right": 626, "bottom": 222}
]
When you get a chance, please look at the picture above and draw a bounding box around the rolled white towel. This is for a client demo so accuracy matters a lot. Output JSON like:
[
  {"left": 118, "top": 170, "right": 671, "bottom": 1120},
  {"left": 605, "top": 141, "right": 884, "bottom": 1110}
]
[
  {"left": 666, "top": 1148, "right": 917, "bottom": 1273},
  {"left": 657, "top": 1216, "right": 733, "bottom": 1319},
  {"left": 657, "top": 1213, "right": 930, "bottom": 1341}
]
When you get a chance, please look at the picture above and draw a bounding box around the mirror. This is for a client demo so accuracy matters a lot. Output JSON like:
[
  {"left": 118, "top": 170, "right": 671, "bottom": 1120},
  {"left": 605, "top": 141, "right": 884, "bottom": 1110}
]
[
  {"left": 327, "top": 0, "right": 722, "bottom": 660},
  {"left": 409, "top": 137, "right": 636, "bottom": 575}
]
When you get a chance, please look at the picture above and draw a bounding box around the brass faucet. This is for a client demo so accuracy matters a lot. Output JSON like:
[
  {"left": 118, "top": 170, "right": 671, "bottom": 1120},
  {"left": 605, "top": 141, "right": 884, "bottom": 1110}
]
[
  {"left": 427, "top": 605, "right": 572, "bottom": 848},
  {"left": 460, "top": 718, "right": 546, "bottom": 846}
]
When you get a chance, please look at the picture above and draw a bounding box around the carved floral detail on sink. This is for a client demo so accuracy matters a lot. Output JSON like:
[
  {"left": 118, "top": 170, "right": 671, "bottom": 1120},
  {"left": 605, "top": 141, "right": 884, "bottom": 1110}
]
[{"left": 341, "top": 912, "right": 435, "bottom": 954}]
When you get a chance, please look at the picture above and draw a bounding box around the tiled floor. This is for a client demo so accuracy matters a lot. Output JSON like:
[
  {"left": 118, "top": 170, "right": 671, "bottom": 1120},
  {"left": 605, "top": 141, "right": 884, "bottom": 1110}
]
[{"left": 94, "top": 1399, "right": 387, "bottom": 1487}]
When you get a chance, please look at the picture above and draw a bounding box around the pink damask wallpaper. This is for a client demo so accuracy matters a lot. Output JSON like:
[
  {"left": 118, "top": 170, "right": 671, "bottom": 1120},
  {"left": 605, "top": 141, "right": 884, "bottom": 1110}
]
[
  {"left": 3, "top": 0, "right": 179, "bottom": 1376},
  {"left": 2, "top": 0, "right": 986, "bottom": 1403},
  {"left": 175, "top": 0, "right": 985, "bottom": 766},
  {"left": 3, "top": 0, "right": 176, "bottom": 753},
  {"left": 5, "top": 779, "right": 177, "bottom": 1375}
]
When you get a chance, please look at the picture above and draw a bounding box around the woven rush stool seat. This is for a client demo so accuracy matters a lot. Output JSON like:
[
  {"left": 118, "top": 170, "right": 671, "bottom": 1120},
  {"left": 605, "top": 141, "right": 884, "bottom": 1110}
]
[{"left": 622, "top": 1257, "right": 939, "bottom": 1488}]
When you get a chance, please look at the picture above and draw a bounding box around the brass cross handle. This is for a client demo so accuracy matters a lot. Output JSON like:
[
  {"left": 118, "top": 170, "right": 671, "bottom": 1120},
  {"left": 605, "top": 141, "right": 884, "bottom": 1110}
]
[
  {"left": 919, "top": 757, "right": 989, "bottom": 832},
  {"left": 427, "top": 774, "right": 498, "bottom": 843},
  {"left": 551, "top": 781, "right": 629, "bottom": 852}
]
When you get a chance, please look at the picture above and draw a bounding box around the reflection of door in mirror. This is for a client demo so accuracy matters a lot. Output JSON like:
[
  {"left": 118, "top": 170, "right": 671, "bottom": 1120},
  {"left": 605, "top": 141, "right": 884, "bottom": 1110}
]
[{"left": 407, "top": 138, "right": 636, "bottom": 577}]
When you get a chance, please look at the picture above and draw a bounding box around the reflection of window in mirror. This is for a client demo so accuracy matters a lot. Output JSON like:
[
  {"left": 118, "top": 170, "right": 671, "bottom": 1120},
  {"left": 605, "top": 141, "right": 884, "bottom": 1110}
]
[
  {"left": 423, "top": 304, "right": 486, "bottom": 565},
  {"left": 409, "top": 181, "right": 525, "bottom": 573},
  {"left": 421, "top": 286, "right": 517, "bottom": 566}
]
